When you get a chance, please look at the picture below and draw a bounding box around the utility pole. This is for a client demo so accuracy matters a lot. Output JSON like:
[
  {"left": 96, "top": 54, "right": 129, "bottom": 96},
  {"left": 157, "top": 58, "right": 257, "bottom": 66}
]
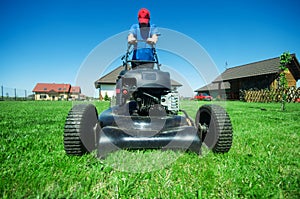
[{"left": 1, "top": 85, "right": 3, "bottom": 101}]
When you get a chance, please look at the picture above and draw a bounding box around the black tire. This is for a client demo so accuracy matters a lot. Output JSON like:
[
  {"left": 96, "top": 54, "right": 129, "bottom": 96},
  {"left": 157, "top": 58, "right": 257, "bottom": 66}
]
[
  {"left": 64, "top": 104, "right": 100, "bottom": 155},
  {"left": 195, "top": 104, "right": 233, "bottom": 153}
]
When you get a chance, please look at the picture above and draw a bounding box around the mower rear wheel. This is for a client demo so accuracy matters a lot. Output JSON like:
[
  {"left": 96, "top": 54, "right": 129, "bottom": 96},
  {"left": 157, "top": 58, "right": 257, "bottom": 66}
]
[
  {"left": 64, "top": 104, "right": 100, "bottom": 155},
  {"left": 195, "top": 104, "right": 233, "bottom": 153}
]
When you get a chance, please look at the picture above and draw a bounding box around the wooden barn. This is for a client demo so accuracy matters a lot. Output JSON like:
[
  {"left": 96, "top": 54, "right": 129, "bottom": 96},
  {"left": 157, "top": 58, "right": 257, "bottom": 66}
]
[{"left": 195, "top": 54, "right": 300, "bottom": 100}]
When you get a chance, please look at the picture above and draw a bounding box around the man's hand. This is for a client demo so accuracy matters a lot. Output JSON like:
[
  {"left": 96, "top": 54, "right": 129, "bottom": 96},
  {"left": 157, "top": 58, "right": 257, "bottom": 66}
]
[
  {"left": 128, "top": 34, "right": 137, "bottom": 44},
  {"left": 147, "top": 34, "right": 158, "bottom": 45},
  {"left": 146, "top": 38, "right": 156, "bottom": 45},
  {"left": 128, "top": 38, "right": 137, "bottom": 44}
]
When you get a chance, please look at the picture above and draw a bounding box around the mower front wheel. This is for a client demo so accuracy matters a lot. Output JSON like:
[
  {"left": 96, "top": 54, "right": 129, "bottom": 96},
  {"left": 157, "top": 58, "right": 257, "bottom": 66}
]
[
  {"left": 195, "top": 104, "right": 233, "bottom": 153},
  {"left": 64, "top": 104, "right": 100, "bottom": 155}
]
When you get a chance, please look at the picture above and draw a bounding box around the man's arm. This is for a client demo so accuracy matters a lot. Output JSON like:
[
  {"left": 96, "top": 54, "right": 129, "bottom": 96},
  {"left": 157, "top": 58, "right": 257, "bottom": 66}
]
[{"left": 128, "top": 33, "right": 137, "bottom": 44}]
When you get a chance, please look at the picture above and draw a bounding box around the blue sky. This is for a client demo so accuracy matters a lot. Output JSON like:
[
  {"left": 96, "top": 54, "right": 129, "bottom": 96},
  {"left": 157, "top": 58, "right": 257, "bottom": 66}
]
[{"left": 1, "top": 0, "right": 300, "bottom": 97}]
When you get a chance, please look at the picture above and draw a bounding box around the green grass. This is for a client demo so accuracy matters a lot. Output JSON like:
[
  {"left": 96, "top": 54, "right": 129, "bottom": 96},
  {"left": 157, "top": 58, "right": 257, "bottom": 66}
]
[{"left": 0, "top": 100, "right": 299, "bottom": 198}]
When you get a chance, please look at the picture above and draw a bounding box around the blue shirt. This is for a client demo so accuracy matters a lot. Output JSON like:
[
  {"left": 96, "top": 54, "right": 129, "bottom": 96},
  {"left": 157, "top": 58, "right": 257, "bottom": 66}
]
[{"left": 129, "top": 24, "right": 159, "bottom": 61}]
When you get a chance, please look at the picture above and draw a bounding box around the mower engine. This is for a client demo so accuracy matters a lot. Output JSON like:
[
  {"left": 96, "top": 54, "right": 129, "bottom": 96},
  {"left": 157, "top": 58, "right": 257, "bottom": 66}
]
[{"left": 116, "top": 68, "right": 179, "bottom": 116}]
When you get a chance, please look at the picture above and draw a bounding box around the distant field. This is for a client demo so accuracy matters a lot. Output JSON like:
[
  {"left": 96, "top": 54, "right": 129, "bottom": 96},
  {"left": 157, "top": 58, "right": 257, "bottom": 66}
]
[{"left": 0, "top": 100, "right": 299, "bottom": 198}]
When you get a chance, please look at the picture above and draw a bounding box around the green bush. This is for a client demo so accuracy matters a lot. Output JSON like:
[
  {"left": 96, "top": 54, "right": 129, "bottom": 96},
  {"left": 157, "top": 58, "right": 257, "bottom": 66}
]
[{"left": 104, "top": 92, "right": 110, "bottom": 101}]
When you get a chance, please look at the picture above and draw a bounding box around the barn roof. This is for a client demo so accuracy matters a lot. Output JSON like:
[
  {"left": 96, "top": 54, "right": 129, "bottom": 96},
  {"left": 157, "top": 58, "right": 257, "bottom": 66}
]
[
  {"left": 213, "top": 54, "right": 300, "bottom": 82},
  {"left": 195, "top": 82, "right": 231, "bottom": 92},
  {"left": 94, "top": 66, "right": 182, "bottom": 88},
  {"left": 96, "top": 66, "right": 124, "bottom": 85}
]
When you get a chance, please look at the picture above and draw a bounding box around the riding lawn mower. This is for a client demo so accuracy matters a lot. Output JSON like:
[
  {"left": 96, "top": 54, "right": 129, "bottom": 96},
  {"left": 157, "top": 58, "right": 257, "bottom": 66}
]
[{"left": 63, "top": 44, "right": 233, "bottom": 158}]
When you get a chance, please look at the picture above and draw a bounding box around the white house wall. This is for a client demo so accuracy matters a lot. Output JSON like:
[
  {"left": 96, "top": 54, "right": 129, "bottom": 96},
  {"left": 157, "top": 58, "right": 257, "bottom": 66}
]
[
  {"left": 100, "top": 84, "right": 115, "bottom": 98},
  {"left": 34, "top": 93, "right": 69, "bottom": 101}
]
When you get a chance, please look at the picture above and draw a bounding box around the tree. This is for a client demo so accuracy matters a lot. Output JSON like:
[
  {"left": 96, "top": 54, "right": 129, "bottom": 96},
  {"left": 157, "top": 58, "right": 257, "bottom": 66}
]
[
  {"left": 279, "top": 52, "right": 292, "bottom": 111},
  {"left": 104, "top": 92, "right": 110, "bottom": 101}
]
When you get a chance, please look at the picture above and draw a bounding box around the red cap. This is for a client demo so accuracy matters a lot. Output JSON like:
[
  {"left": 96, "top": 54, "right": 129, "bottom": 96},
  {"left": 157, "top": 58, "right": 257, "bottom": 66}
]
[{"left": 138, "top": 8, "right": 150, "bottom": 24}]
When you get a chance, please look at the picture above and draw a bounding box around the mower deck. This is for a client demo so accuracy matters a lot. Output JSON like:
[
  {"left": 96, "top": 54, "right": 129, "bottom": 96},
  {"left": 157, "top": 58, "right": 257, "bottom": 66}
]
[{"left": 97, "top": 106, "right": 201, "bottom": 158}]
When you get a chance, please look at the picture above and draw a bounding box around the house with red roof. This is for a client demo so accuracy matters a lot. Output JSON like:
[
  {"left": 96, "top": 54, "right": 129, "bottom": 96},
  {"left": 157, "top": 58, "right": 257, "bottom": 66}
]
[
  {"left": 32, "top": 83, "right": 81, "bottom": 101},
  {"left": 69, "top": 86, "right": 86, "bottom": 100}
]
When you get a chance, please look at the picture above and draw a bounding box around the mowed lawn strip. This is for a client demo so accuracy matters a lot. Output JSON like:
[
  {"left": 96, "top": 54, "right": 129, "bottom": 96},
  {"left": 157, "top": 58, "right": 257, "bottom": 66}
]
[{"left": 0, "top": 100, "right": 299, "bottom": 198}]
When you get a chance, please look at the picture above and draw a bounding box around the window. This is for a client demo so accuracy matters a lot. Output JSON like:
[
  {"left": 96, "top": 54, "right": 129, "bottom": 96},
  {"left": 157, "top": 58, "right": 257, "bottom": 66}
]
[{"left": 40, "top": 94, "right": 47, "bottom": 99}]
